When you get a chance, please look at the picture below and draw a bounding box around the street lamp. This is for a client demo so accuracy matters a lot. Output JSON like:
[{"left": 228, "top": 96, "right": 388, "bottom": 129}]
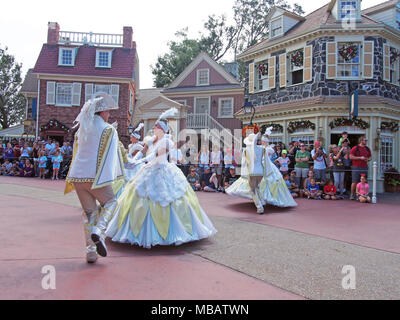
[{"left": 243, "top": 100, "right": 256, "bottom": 126}]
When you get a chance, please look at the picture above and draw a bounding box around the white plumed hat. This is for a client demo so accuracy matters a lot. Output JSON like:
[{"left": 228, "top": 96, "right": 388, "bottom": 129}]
[
  {"left": 156, "top": 107, "right": 178, "bottom": 132},
  {"left": 131, "top": 123, "right": 144, "bottom": 139}
]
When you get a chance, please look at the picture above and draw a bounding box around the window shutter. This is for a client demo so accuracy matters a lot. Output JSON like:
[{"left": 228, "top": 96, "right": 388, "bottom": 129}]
[
  {"left": 303, "top": 45, "right": 313, "bottom": 82},
  {"left": 268, "top": 56, "right": 276, "bottom": 89},
  {"left": 362, "top": 41, "right": 374, "bottom": 79},
  {"left": 326, "top": 42, "right": 337, "bottom": 79},
  {"left": 85, "top": 84, "right": 93, "bottom": 102},
  {"left": 279, "top": 53, "right": 287, "bottom": 88},
  {"left": 383, "top": 44, "right": 390, "bottom": 82},
  {"left": 72, "top": 83, "right": 82, "bottom": 106},
  {"left": 111, "top": 85, "right": 120, "bottom": 105},
  {"left": 46, "top": 82, "right": 56, "bottom": 105},
  {"left": 248, "top": 63, "right": 255, "bottom": 94}
]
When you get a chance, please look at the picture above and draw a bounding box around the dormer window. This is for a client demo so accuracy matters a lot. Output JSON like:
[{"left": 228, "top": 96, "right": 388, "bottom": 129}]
[
  {"left": 270, "top": 17, "right": 283, "bottom": 38},
  {"left": 96, "top": 50, "right": 112, "bottom": 68},
  {"left": 197, "top": 69, "right": 209, "bottom": 86},
  {"left": 338, "top": 1, "right": 360, "bottom": 22},
  {"left": 58, "top": 48, "right": 75, "bottom": 66}
]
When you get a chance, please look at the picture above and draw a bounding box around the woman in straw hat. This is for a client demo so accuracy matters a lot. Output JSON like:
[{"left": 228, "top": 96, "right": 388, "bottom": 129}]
[
  {"left": 226, "top": 128, "right": 297, "bottom": 213},
  {"left": 106, "top": 108, "right": 217, "bottom": 248},
  {"left": 65, "top": 93, "right": 126, "bottom": 264}
]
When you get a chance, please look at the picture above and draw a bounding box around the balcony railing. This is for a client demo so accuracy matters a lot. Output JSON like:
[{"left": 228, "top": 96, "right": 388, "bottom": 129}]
[{"left": 58, "top": 31, "right": 123, "bottom": 47}]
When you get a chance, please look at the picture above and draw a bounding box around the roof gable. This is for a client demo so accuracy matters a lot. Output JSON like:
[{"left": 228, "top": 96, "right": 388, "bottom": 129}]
[{"left": 167, "top": 52, "right": 240, "bottom": 89}]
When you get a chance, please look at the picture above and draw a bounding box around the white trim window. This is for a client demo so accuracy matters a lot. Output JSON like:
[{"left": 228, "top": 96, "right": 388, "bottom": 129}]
[
  {"left": 197, "top": 69, "right": 210, "bottom": 86},
  {"left": 255, "top": 60, "right": 269, "bottom": 91},
  {"left": 269, "top": 136, "right": 283, "bottom": 144},
  {"left": 337, "top": 42, "right": 361, "bottom": 78},
  {"left": 339, "top": 1, "right": 359, "bottom": 21},
  {"left": 84, "top": 83, "right": 120, "bottom": 105},
  {"left": 96, "top": 50, "right": 112, "bottom": 68},
  {"left": 290, "top": 136, "right": 315, "bottom": 148},
  {"left": 194, "top": 97, "right": 210, "bottom": 115},
  {"left": 380, "top": 136, "right": 394, "bottom": 175},
  {"left": 56, "top": 83, "right": 73, "bottom": 106},
  {"left": 58, "top": 48, "right": 75, "bottom": 66},
  {"left": 270, "top": 17, "right": 283, "bottom": 38},
  {"left": 218, "top": 98, "right": 234, "bottom": 118},
  {"left": 288, "top": 49, "right": 304, "bottom": 85}
]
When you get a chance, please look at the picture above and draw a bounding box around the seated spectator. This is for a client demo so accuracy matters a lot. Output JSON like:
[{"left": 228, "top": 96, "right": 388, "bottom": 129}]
[
  {"left": 201, "top": 166, "right": 219, "bottom": 192},
  {"left": 10, "top": 162, "right": 20, "bottom": 176},
  {"left": 275, "top": 150, "right": 290, "bottom": 175},
  {"left": 289, "top": 170, "right": 301, "bottom": 197},
  {"left": 305, "top": 178, "right": 322, "bottom": 200},
  {"left": 38, "top": 151, "right": 47, "bottom": 179},
  {"left": 187, "top": 166, "right": 201, "bottom": 191},
  {"left": 19, "top": 159, "right": 34, "bottom": 178},
  {"left": 356, "top": 174, "right": 371, "bottom": 204},
  {"left": 323, "top": 179, "right": 337, "bottom": 200},
  {"left": 223, "top": 167, "right": 239, "bottom": 192},
  {"left": 0, "top": 160, "right": 13, "bottom": 175},
  {"left": 283, "top": 173, "right": 298, "bottom": 198},
  {"left": 303, "top": 169, "right": 320, "bottom": 194}
]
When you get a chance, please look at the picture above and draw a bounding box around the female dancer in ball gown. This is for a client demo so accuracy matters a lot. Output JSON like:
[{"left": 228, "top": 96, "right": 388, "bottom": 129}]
[
  {"left": 106, "top": 108, "right": 217, "bottom": 248},
  {"left": 226, "top": 129, "right": 297, "bottom": 211}
]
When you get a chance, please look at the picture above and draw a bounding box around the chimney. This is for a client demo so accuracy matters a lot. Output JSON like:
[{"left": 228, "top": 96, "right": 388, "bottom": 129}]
[
  {"left": 47, "top": 22, "right": 60, "bottom": 45},
  {"left": 123, "top": 26, "right": 133, "bottom": 49}
]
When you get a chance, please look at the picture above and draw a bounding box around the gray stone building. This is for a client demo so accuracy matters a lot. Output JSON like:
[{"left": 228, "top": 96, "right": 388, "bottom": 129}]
[{"left": 236, "top": 0, "right": 400, "bottom": 192}]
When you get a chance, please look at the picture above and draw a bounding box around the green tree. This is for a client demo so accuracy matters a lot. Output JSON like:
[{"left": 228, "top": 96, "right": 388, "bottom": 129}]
[
  {"left": 152, "top": 0, "right": 304, "bottom": 87},
  {"left": 0, "top": 45, "right": 26, "bottom": 129}
]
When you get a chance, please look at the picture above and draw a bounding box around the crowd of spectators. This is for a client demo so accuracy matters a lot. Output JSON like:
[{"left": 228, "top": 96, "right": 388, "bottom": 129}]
[{"left": 0, "top": 138, "right": 73, "bottom": 180}]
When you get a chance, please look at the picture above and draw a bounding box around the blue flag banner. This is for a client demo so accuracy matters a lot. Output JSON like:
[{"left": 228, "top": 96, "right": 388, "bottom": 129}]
[{"left": 32, "top": 98, "right": 37, "bottom": 119}]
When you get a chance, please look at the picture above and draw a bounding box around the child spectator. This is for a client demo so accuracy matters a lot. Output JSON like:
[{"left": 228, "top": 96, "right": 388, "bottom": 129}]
[
  {"left": 305, "top": 178, "right": 322, "bottom": 200},
  {"left": 323, "top": 179, "right": 337, "bottom": 200},
  {"left": 275, "top": 150, "right": 290, "bottom": 175},
  {"left": 187, "top": 166, "right": 201, "bottom": 191},
  {"left": 303, "top": 169, "right": 320, "bottom": 191},
  {"left": 223, "top": 167, "right": 239, "bottom": 192},
  {"left": 10, "top": 161, "right": 20, "bottom": 176},
  {"left": 0, "top": 160, "right": 13, "bottom": 175},
  {"left": 19, "top": 159, "right": 34, "bottom": 178},
  {"left": 338, "top": 131, "right": 348, "bottom": 147},
  {"left": 38, "top": 151, "right": 47, "bottom": 179},
  {"left": 356, "top": 174, "right": 371, "bottom": 203},
  {"left": 289, "top": 170, "right": 301, "bottom": 197},
  {"left": 283, "top": 173, "right": 298, "bottom": 198},
  {"left": 51, "top": 150, "right": 63, "bottom": 180}
]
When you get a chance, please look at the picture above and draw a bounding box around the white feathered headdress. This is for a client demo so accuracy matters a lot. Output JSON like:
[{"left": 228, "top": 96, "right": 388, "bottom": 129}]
[
  {"left": 156, "top": 107, "right": 178, "bottom": 132},
  {"left": 131, "top": 123, "right": 144, "bottom": 139},
  {"left": 262, "top": 126, "right": 273, "bottom": 143}
]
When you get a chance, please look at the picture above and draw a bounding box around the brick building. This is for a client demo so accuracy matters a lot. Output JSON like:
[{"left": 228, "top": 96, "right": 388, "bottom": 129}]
[{"left": 32, "top": 22, "right": 139, "bottom": 146}]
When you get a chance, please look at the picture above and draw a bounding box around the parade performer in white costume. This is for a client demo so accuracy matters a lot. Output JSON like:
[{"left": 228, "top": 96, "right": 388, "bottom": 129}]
[
  {"left": 65, "top": 93, "right": 126, "bottom": 263},
  {"left": 106, "top": 108, "right": 217, "bottom": 248},
  {"left": 125, "top": 123, "right": 145, "bottom": 180},
  {"left": 226, "top": 129, "right": 297, "bottom": 213}
]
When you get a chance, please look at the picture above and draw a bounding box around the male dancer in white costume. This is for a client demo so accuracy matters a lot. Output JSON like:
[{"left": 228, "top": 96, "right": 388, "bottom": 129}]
[{"left": 65, "top": 93, "right": 126, "bottom": 263}]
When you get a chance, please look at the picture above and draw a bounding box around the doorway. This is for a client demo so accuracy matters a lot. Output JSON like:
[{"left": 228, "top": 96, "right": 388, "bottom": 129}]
[{"left": 331, "top": 134, "right": 363, "bottom": 148}]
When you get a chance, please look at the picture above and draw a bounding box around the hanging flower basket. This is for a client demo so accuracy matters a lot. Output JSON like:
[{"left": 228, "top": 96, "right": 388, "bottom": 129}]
[
  {"left": 287, "top": 120, "right": 315, "bottom": 134},
  {"left": 291, "top": 49, "right": 304, "bottom": 68},
  {"left": 338, "top": 43, "right": 359, "bottom": 62},
  {"left": 390, "top": 48, "right": 399, "bottom": 65},
  {"left": 40, "top": 119, "right": 71, "bottom": 133},
  {"left": 257, "top": 63, "right": 268, "bottom": 77},
  {"left": 261, "top": 124, "right": 283, "bottom": 134},
  {"left": 242, "top": 124, "right": 260, "bottom": 138},
  {"left": 381, "top": 121, "right": 399, "bottom": 132},
  {"left": 329, "top": 118, "right": 370, "bottom": 130}
]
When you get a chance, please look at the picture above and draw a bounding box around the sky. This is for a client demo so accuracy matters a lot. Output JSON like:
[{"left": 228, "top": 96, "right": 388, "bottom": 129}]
[{"left": 1, "top": 0, "right": 382, "bottom": 89}]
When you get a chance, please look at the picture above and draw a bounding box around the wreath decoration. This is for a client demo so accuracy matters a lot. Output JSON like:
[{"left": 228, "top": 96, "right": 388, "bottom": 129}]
[
  {"left": 257, "top": 63, "right": 269, "bottom": 77},
  {"left": 287, "top": 120, "right": 316, "bottom": 134},
  {"left": 260, "top": 124, "right": 283, "bottom": 134},
  {"left": 329, "top": 118, "right": 370, "bottom": 130},
  {"left": 242, "top": 124, "right": 260, "bottom": 138},
  {"left": 380, "top": 121, "right": 399, "bottom": 132},
  {"left": 40, "top": 119, "right": 71, "bottom": 133},
  {"left": 291, "top": 49, "right": 304, "bottom": 68},
  {"left": 390, "top": 48, "right": 399, "bottom": 65},
  {"left": 338, "top": 43, "right": 358, "bottom": 62}
]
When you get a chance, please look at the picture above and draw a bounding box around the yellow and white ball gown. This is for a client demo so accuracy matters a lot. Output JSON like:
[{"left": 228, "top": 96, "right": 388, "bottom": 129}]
[
  {"left": 106, "top": 135, "right": 217, "bottom": 248},
  {"left": 226, "top": 144, "right": 297, "bottom": 208}
]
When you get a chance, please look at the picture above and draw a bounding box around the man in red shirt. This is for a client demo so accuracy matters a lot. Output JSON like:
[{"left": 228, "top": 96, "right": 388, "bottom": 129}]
[{"left": 350, "top": 136, "right": 372, "bottom": 200}]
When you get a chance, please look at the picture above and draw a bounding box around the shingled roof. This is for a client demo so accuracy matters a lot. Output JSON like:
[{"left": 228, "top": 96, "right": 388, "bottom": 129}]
[{"left": 20, "top": 69, "right": 38, "bottom": 94}]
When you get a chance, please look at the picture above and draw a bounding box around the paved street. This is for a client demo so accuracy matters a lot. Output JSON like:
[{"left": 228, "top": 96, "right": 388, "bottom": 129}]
[{"left": 0, "top": 176, "right": 399, "bottom": 300}]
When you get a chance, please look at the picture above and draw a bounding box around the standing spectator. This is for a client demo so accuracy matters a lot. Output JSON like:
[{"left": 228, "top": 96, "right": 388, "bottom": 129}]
[
  {"left": 186, "top": 166, "right": 201, "bottom": 191},
  {"left": 4, "top": 143, "right": 15, "bottom": 162},
  {"left": 275, "top": 150, "right": 290, "bottom": 175},
  {"left": 295, "top": 143, "right": 311, "bottom": 187},
  {"left": 356, "top": 174, "right": 371, "bottom": 203},
  {"left": 19, "top": 159, "right": 34, "bottom": 177},
  {"left": 323, "top": 179, "right": 337, "bottom": 200},
  {"left": 311, "top": 141, "right": 327, "bottom": 184},
  {"left": 198, "top": 145, "right": 210, "bottom": 175},
  {"left": 341, "top": 139, "right": 352, "bottom": 194},
  {"left": 38, "top": 151, "right": 47, "bottom": 179},
  {"left": 350, "top": 136, "right": 372, "bottom": 200},
  {"left": 210, "top": 145, "right": 223, "bottom": 187},
  {"left": 223, "top": 167, "right": 239, "bottom": 192},
  {"left": 45, "top": 139, "right": 56, "bottom": 155},
  {"left": 330, "top": 144, "right": 346, "bottom": 197},
  {"left": 170, "top": 142, "right": 183, "bottom": 171},
  {"left": 32, "top": 143, "right": 40, "bottom": 177},
  {"left": 223, "top": 148, "right": 234, "bottom": 176},
  {"left": 51, "top": 150, "right": 63, "bottom": 180},
  {"left": 275, "top": 144, "right": 282, "bottom": 159}
]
